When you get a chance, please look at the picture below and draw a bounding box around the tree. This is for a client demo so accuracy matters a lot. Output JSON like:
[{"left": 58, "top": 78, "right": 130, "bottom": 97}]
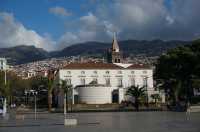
[
  {"left": 29, "top": 75, "right": 55, "bottom": 112},
  {"left": 28, "top": 76, "right": 49, "bottom": 108},
  {"left": 155, "top": 39, "right": 200, "bottom": 107},
  {"left": 30, "top": 76, "right": 48, "bottom": 91},
  {"left": 61, "top": 80, "right": 72, "bottom": 113},
  {"left": 126, "top": 85, "right": 146, "bottom": 111},
  {"left": 151, "top": 94, "right": 160, "bottom": 105},
  {"left": 47, "top": 78, "right": 54, "bottom": 112},
  {"left": 0, "top": 71, "right": 30, "bottom": 105},
  {"left": 0, "top": 71, "right": 10, "bottom": 100}
]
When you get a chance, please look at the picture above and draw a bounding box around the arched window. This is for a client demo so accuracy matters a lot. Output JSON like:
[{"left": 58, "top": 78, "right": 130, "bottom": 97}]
[
  {"left": 143, "top": 77, "right": 148, "bottom": 88},
  {"left": 105, "top": 71, "right": 110, "bottom": 74},
  {"left": 118, "top": 78, "right": 123, "bottom": 87},
  {"left": 105, "top": 78, "right": 111, "bottom": 86},
  {"left": 130, "top": 78, "right": 135, "bottom": 86},
  {"left": 66, "top": 78, "right": 71, "bottom": 85},
  {"left": 118, "top": 71, "right": 122, "bottom": 74},
  {"left": 80, "top": 78, "right": 85, "bottom": 85},
  {"left": 143, "top": 71, "right": 147, "bottom": 74}
]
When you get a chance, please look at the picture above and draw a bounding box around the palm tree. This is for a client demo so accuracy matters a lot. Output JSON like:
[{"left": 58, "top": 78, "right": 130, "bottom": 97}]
[
  {"left": 126, "top": 85, "right": 146, "bottom": 111},
  {"left": 151, "top": 94, "right": 160, "bottom": 106},
  {"left": 47, "top": 78, "right": 54, "bottom": 112},
  {"left": 61, "top": 80, "right": 72, "bottom": 113}
]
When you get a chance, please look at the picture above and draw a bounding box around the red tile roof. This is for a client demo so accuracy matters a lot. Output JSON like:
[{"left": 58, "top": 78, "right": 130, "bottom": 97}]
[
  {"left": 62, "top": 62, "right": 124, "bottom": 69},
  {"left": 62, "top": 63, "right": 152, "bottom": 70}
]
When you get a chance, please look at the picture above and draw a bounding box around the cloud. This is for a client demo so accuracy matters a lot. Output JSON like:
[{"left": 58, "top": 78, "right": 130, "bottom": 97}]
[
  {"left": 0, "top": 12, "right": 55, "bottom": 51},
  {"left": 58, "top": 0, "right": 200, "bottom": 47},
  {"left": 104, "top": 0, "right": 169, "bottom": 40},
  {"left": 1, "top": 0, "right": 200, "bottom": 50},
  {"left": 57, "top": 0, "right": 168, "bottom": 47},
  {"left": 168, "top": 0, "right": 200, "bottom": 40},
  {"left": 57, "top": 12, "right": 119, "bottom": 49},
  {"left": 80, "top": 12, "right": 97, "bottom": 26},
  {"left": 49, "top": 6, "right": 71, "bottom": 17},
  {"left": 166, "top": 15, "right": 174, "bottom": 25}
]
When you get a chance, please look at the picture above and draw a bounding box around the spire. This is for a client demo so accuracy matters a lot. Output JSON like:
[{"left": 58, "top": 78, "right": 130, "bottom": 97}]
[{"left": 112, "top": 32, "right": 120, "bottom": 52}]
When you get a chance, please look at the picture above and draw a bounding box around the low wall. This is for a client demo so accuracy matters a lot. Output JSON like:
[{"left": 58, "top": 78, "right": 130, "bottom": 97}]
[{"left": 78, "top": 86, "right": 113, "bottom": 104}]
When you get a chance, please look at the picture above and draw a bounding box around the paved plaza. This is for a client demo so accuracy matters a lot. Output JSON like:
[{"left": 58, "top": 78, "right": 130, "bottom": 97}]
[{"left": 0, "top": 112, "right": 200, "bottom": 132}]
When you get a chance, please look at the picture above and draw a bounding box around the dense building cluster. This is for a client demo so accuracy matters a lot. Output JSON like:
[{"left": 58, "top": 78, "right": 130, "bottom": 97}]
[
  {"left": 11, "top": 57, "right": 68, "bottom": 79},
  {"left": 9, "top": 55, "right": 157, "bottom": 79}
]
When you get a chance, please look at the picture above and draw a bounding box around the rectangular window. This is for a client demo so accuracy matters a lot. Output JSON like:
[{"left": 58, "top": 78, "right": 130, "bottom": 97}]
[
  {"left": 105, "top": 78, "right": 111, "bottom": 86},
  {"left": 66, "top": 78, "right": 71, "bottom": 85},
  {"left": 130, "top": 78, "right": 135, "bottom": 86},
  {"left": 118, "top": 78, "right": 123, "bottom": 87},
  {"left": 93, "top": 78, "right": 98, "bottom": 84},
  {"left": 80, "top": 78, "right": 85, "bottom": 85},
  {"left": 143, "top": 77, "right": 148, "bottom": 88}
]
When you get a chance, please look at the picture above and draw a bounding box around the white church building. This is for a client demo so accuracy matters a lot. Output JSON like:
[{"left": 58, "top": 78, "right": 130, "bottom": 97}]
[{"left": 56, "top": 35, "right": 165, "bottom": 105}]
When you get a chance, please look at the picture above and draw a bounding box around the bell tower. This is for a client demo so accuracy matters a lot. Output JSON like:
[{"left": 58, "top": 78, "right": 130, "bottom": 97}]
[{"left": 107, "top": 33, "right": 123, "bottom": 63}]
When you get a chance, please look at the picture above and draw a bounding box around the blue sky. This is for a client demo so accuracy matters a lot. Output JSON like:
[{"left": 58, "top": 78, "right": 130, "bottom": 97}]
[
  {"left": 0, "top": 0, "right": 114, "bottom": 40},
  {"left": 0, "top": 0, "right": 92, "bottom": 39},
  {"left": 0, "top": 0, "right": 170, "bottom": 39},
  {"left": 0, "top": 0, "right": 199, "bottom": 51}
]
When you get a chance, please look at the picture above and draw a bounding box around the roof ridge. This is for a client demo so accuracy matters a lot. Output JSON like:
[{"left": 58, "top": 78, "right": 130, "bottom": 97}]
[{"left": 62, "top": 62, "right": 151, "bottom": 69}]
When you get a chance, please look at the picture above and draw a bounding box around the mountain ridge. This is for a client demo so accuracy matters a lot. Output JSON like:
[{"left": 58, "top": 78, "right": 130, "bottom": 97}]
[{"left": 0, "top": 40, "right": 190, "bottom": 65}]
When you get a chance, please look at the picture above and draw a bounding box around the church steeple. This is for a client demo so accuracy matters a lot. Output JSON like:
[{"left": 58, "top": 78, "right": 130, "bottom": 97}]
[
  {"left": 112, "top": 33, "right": 120, "bottom": 52},
  {"left": 107, "top": 33, "right": 123, "bottom": 63}
]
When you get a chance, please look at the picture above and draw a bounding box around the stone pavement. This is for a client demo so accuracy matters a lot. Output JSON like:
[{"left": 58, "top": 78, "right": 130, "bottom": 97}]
[{"left": 0, "top": 112, "right": 200, "bottom": 132}]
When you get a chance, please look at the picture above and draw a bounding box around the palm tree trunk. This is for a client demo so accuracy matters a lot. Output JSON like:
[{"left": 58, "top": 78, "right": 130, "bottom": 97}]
[
  {"left": 135, "top": 98, "right": 139, "bottom": 111},
  {"left": 66, "top": 91, "right": 68, "bottom": 112},
  {"left": 174, "top": 91, "right": 179, "bottom": 105},
  {"left": 48, "top": 92, "right": 52, "bottom": 112},
  {"left": 155, "top": 99, "right": 157, "bottom": 106}
]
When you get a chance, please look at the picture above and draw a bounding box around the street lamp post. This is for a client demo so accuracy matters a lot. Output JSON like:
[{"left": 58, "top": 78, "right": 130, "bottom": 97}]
[
  {"left": 34, "top": 94, "right": 36, "bottom": 119},
  {"left": 25, "top": 91, "right": 27, "bottom": 105},
  {"left": 144, "top": 77, "right": 149, "bottom": 107},
  {"left": 33, "top": 91, "right": 38, "bottom": 120},
  {"left": 64, "top": 93, "right": 66, "bottom": 117},
  {"left": 2, "top": 68, "right": 7, "bottom": 117}
]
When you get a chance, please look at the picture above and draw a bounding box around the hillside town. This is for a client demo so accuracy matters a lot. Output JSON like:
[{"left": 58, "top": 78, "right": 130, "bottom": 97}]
[{"left": 6, "top": 55, "right": 158, "bottom": 79}]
